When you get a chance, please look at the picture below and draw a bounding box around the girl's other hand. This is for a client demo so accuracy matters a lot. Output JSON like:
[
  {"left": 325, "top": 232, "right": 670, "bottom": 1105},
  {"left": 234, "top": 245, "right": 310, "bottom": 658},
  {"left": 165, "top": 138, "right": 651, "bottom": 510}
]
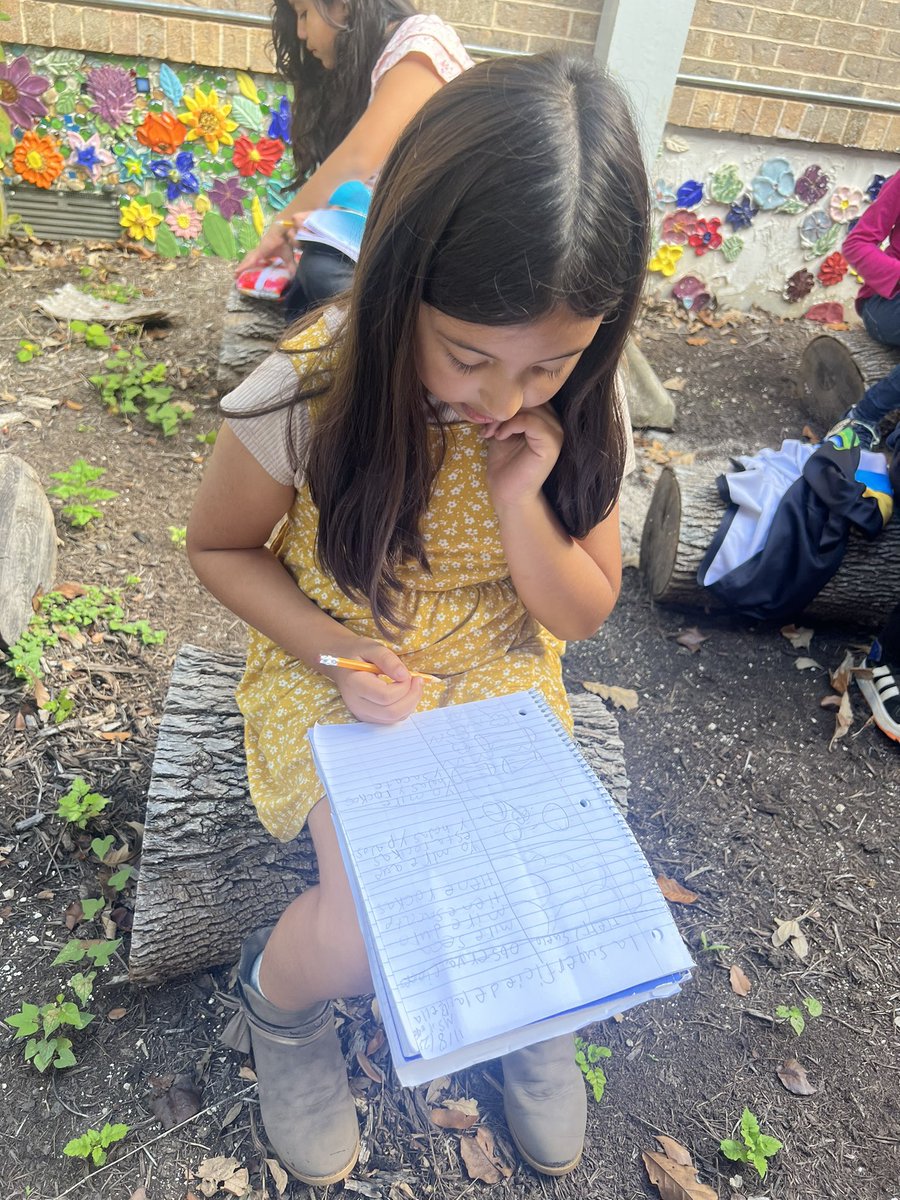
[
  {"left": 483, "top": 404, "right": 564, "bottom": 511},
  {"left": 235, "top": 220, "right": 299, "bottom": 277},
  {"left": 331, "top": 638, "right": 424, "bottom": 725}
]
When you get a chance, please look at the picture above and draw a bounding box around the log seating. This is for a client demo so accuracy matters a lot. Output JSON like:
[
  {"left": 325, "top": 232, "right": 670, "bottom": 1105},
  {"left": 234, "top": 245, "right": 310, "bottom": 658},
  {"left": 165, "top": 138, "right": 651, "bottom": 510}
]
[
  {"left": 800, "top": 326, "right": 900, "bottom": 431},
  {"left": 129, "top": 644, "right": 630, "bottom": 985}
]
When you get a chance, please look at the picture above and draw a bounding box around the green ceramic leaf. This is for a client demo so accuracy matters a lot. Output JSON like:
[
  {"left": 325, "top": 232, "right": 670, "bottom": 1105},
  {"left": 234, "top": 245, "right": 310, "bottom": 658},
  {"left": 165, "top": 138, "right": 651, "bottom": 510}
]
[
  {"left": 233, "top": 218, "right": 259, "bottom": 254},
  {"left": 154, "top": 221, "right": 181, "bottom": 259},
  {"left": 54, "top": 91, "right": 78, "bottom": 116},
  {"left": 811, "top": 223, "right": 841, "bottom": 258},
  {"left": 0, "top": 108, "right": 13, "bottom": 156},
  {"left": 721, "top": 235, "right": 744, "bottom": 262},
  {"left": 231, "top": 95, "right": 265, "bottom": 133},
  {"left": 202, "top": 211, "right": 238, "bottom": 259},
  {"left": 34, "top": 49, "right": 86, "bottom": 74},
  {"left": 776, "top": 195, "right": 806, "bottom": 215}
]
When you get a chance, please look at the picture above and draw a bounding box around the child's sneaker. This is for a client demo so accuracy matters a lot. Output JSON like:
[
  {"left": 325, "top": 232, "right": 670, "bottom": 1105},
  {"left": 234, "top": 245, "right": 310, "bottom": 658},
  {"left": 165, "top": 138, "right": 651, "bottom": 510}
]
[
  {"left": 857, "top": 638, "right": 900, "bottom": 743},
  {"left": 824, "top": 415, "right": 880, "bottom": 451}
]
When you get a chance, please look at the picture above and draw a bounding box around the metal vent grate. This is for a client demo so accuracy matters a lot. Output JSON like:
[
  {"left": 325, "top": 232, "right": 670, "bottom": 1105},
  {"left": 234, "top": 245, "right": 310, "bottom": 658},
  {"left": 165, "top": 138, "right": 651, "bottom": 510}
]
[{"left": 3, "top": 185, "right": 124, "bottom": 243}]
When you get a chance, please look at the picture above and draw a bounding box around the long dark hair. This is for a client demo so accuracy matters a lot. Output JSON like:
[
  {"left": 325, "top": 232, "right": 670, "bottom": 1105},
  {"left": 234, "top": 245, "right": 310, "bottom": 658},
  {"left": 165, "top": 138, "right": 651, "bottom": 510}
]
[
  {"left": 271, "top": 0, "right": 417, "bottom": 181},
  {"left": 303, "top": 52, "right": 650, "bottom": 632}
]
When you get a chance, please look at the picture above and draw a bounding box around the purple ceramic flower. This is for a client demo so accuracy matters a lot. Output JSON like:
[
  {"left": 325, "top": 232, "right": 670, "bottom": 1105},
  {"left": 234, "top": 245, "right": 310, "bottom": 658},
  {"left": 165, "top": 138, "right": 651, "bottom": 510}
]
[
  {"left": 794, "top": 164, "right": 829, "bottom": 206},
  {"left": 726, "top": 194, "right": 757, "bottom": 232},
  {"left": 150, "top": 150, "right": 199, "bottom": 201},
  {"left": 86, "top": 65, "right": 137, "bottom": 127},
  {"left": 672, "top": 275, "right": 711, "bottom": 312},
  {"left": 0, "top": 56, "right": 50, "bottom": 130},
  {"left": 267, "top": 96, "right": 291, "bottom": 143},
  {"left": 209, "top": 175, "right": 249, "bottom": 220},
  {"left": 676, "top": 178, "right": 703, "bottom": 208},
  {"left": 866, "top": 174, "right": 886, "bottom": 203},
  {"left": 784, "top": 269, "right": 815, "bottom": 303}
]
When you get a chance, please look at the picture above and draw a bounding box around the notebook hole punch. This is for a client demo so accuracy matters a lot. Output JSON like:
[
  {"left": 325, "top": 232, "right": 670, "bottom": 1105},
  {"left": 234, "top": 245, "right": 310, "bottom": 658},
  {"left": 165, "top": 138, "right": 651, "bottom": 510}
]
[{"left": 580, "top": 799, "right": 590, "bottom": 808}]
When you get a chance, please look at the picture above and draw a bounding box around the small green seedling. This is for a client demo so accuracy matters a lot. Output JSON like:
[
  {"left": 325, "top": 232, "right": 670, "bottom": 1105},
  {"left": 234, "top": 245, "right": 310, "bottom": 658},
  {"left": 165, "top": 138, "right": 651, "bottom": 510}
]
[
  {"left": 67, "top": 971, "right": 96, "bottom": 1005},
  {"left": 775, "top": 996, "right": 822, "bottom": 1036},
  {"left": 52, "top": 938, "right": 122, "bottom": 970},
  {"left": 720, "top": 1107, "right": 782, "bottom": 1179},
  {"left": 47, "top": 460, "right": 118, "bottom": 528},
  {"left": 78, "top": 277, "right": 140, "bottom": 304},
  {"left": 69, "top": 320, "right": 112, "bottom": 349},
  {"left": 90, "top": 834, "right": 115, "bottom": 862},
  {"left": 41, "top": 687, "right": 75, "bottom": 724},
  {"left": 195, "top": 429, "right": 217, "bottom": 445},
  {"left": 106, "top": 865, "right": 134, "bottom": 894},
  {"left": 699, "top": 931, "right": 731, "bottom": 953},
  {"left": 63, "top": 1122, "right": 129, "bottom": 1167},
  {"left": 168, "top": 525, "right": 187, "bottom": 546},
  {"left": 79, "top": 898, "right": 105, "bottom": 921},
  {"left": 90, "top": 347, "right": 191, "bottom": 436},
  {"left": 574, "top": 1036, "right": 612, "bottom": 1103},
  {"left": 17, "top": 339, "right": 43, "bottom": 363},
  {"left": 56, "top": 778, "right": 110, "bottom": 829},
  {"left": 5, "top": 992, "right": 95, "bottom": 1072}
]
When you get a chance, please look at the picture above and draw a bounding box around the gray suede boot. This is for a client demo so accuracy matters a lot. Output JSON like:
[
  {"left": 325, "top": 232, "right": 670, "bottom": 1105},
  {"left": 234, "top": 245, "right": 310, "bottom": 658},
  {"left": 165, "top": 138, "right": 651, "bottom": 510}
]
[
  {"left": 501, "top": 1034, "right": 586, "bottom": 1176},
  {"left": 221, "top": 927, "right": 360, "bottom": 1186}
]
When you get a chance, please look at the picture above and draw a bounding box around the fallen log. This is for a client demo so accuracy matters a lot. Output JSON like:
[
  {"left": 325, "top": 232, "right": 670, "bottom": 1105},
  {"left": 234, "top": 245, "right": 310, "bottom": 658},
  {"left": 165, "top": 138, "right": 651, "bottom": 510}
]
[
  {"left": 0, "top": 455, "right": 57, "bottom": 649},
  {"left": 216, "top": 288, "right": 285, "bottom": 394},
  {"left": 801, "top": 327, "right": 900, "bottom": 429},
  {"left": 639, "top": 462, "right": 900, "bottom": 626},
  {"left": 129, "top": 645, "right": 630, "bottom": 985}
]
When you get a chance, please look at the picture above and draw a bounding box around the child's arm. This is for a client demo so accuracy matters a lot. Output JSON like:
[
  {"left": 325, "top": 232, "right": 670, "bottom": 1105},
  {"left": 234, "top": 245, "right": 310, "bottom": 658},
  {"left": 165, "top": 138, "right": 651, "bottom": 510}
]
[
  {"left": 187, "top": 425, "right": 422, "bottom": 723},
  {"left": 239, "top": 58, "right": 444, "bottom": 272},
  {"left": 484, "top": 406, "right": 622, "bottom": 641},
  {"left": 842, "top": 172, "right": 900, "bottom": 301}
]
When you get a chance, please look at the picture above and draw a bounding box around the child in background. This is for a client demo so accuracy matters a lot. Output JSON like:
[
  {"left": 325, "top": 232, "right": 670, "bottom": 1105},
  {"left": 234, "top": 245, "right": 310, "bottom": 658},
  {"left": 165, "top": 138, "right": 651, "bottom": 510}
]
[
  {"left": 237, "top": 0, "right": 471, "bottom": 319},
  {"left": 188, "top": 53, "right": 648, "bottom": 1185},
  {"left": 831, "top": 169, "right": 900, "bottom": 449}
]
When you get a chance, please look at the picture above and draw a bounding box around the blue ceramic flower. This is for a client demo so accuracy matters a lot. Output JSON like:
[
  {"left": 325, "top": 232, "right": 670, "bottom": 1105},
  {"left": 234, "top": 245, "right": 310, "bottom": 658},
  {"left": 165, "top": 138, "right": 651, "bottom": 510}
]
[
  {"left": 652, "top": 178, "right": 677, "bottom": 210},
  {"left": 150, "top": 150, "right": 199, "bottom": 201},
  {"left": 267, "top": 96, "right": 291, "bottom": 143},
  {"left": 799, "top": 209, "right": 832, "bottom": 247},
  {"left": 751, "top": 157, "right": 795, "bottom": 210},
  {"left": 725, "top": 194, "right": 757, "bottom": 232},
  {"left": 866, "top": 174, "right": 886, "bottom": 203},
  {"left": 676, "top": 178, "right": 703, "bottom": 208},
  {"left": 117, "top": 149, "right": 150, "bottom": 184}
]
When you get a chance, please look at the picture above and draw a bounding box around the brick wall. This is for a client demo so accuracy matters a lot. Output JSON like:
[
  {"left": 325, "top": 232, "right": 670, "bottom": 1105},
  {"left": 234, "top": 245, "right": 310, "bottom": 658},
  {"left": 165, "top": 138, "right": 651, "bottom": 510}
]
[
  {"left": 7, "top": 0, "right": 899, "bottom": 151},
  {"left": 672, "top": 0, "right": 900, "bottom": 152}
]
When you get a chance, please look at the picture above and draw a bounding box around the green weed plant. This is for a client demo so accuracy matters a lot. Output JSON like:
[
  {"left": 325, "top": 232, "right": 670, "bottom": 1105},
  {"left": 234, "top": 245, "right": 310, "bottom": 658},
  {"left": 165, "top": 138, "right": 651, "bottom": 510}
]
[
  {"left": 5, "top": 988, "right": 95, "bottom": 1072},
  {"left": 775, "top": 995, "right": 822, "bottom": 1036},
  {"left": 64, "top": 1122, "right": 129, "bottom": 1167},
  {"left": 574, "top": 1036, "right": 612, "bottom": 1103},
  {"left": 69, "top": 320, "right": 111, "bottom": 349},
  {"left": 720, "top": 1107, "right": 782, "bottom": 1179},
  {"left": 56, "top": 778, "right": 110, "bottom": 829},
  {"left": 90, "top": 347, "right": 191, "bottom": 435},
  {"left": 16, "top": 339, "right": 42, "bottom": 362},
  {"left": 47, "top": 460, "right": 118, "bottom": 527}
]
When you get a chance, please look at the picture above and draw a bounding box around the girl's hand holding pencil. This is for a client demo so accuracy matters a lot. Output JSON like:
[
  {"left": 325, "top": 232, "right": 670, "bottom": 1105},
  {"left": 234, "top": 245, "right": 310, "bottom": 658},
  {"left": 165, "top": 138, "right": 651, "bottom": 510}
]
[{"left": 319, "top": 641, "right": 429, "bottom": 725}]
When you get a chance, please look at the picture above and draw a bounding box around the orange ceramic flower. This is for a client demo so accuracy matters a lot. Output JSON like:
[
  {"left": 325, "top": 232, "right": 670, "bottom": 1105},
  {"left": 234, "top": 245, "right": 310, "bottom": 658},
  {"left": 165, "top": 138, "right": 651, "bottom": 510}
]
[
  {"left": 136, "top": 111, "right": 186, "bottom": 155},
  {"left": 13, "top": 130, "right": 64, "bottom": 188}
]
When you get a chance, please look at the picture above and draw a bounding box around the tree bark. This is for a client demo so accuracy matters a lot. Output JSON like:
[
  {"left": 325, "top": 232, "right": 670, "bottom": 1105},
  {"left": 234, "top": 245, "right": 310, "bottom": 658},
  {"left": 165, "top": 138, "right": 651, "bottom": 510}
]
[
  {"left": 0, "top": 455, "right": 57, "bottom": 649},
  {"left": 801, "top": 328, "right": 900, "bottom": 429},
  {"left": 640, "top": 462, "right": 900, "bottom": 626},
  {"left": 129, "top": 645, "right": 630, "bottom": 985}
]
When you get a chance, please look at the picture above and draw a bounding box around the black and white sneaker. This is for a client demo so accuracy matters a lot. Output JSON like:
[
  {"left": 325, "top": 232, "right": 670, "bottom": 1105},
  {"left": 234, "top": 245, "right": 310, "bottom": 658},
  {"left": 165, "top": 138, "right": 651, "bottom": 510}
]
[{"left": 857, "top": 639, "right": 900, "bottom": 744}]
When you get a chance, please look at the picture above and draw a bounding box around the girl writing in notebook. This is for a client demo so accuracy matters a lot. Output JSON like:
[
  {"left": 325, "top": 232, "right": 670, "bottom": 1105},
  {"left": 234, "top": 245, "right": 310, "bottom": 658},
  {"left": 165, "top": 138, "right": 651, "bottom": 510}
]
[
  {"left": 237, "top": 0, "right": 471, "bottom": 318},
  {"left": 189, "top": 53, "right": 648, "bottom": 1186}
]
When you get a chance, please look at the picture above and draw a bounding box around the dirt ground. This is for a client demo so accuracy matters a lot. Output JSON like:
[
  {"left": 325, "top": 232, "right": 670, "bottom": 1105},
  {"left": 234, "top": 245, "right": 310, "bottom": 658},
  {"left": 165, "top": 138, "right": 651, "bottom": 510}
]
[{"left": 1, "top": 241, "right": 898, "bottom": 1200}]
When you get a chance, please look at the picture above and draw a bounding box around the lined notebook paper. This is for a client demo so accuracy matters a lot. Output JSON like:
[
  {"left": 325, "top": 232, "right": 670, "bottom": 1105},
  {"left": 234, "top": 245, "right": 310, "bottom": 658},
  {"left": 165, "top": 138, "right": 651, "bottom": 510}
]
[{"left": 308, "top": 689, "right": 693, "bottom": 1086}]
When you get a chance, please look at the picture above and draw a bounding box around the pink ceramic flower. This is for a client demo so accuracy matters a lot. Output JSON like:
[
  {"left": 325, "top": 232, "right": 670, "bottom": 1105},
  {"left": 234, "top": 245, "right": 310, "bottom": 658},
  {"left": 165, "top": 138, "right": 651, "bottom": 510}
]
[
  {"left": 165, "top": 197, "right": 202, "bottom": 239},
  {"left": 661, "top": 209, "right": 699, "bottom": 245},
  {"left": 829, "top": 185, "right": 863, "bottom": 224}
]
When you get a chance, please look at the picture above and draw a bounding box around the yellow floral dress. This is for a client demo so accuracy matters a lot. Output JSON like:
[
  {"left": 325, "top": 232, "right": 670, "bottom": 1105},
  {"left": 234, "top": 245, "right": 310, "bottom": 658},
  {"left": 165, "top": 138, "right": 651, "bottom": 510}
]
[{"left": 235, "top": 331, "right": 573, "bottom": 842}]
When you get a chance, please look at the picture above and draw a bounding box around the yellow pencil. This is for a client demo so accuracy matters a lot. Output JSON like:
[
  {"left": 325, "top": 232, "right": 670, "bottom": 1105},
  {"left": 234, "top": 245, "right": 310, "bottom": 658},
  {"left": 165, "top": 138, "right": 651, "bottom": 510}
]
[{"left": 319, "top": 654, "right": 441, "bottom": 683}]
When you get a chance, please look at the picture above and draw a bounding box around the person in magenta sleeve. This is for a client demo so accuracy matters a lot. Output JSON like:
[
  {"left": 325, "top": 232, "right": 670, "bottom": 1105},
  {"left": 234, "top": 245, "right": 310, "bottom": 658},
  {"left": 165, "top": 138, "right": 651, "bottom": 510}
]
[{"left": 830, "top": 168, "right": 900, "bottom": 450}]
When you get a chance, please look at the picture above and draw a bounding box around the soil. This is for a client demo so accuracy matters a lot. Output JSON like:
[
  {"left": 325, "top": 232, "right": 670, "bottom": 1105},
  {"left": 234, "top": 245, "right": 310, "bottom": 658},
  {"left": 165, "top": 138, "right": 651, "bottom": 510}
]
[{"left": 1, "top": 240, "right": 898, "bottom": 1200}]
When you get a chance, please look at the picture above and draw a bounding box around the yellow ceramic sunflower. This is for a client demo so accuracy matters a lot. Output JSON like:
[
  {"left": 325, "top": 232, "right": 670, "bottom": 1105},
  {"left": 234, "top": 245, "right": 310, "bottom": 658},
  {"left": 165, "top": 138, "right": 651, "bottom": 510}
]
[
  {"left": 178, "top": 86, "right": 238, "bottom": 155},
  {"left": 120, "top": 199, "right": 163, "bottom": 243}
]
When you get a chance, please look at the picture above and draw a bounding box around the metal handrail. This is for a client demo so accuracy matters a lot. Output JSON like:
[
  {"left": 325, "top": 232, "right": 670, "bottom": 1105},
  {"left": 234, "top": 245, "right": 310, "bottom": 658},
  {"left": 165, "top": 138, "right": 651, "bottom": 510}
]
[{"left": 35, "top": 0, "right": 900, "bottom": 115}]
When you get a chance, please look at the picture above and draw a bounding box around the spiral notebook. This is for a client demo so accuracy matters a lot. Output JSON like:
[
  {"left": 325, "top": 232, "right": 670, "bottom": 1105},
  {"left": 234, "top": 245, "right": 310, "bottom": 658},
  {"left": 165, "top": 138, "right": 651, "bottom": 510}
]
[{"left": 308, "top": 689, "right": 693, "bottom": 1086}]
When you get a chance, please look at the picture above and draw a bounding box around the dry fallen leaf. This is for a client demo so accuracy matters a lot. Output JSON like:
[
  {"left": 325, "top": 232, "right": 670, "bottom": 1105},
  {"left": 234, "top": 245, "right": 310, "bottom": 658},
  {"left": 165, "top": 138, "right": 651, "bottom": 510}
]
[
  {"left": 98, "top": 730, "right": 131, "bottom": 742},
  {"left": 675, "top": 627, "right": 708, "bottom": 653},
  {"left": 656, "top": 875, "right": 699, "bottom": 905},
  {"left": 429, "top": 1098, "right": 479, "bottom": 1130},
  {"left": 149, "top": 1073, "right": 203, "bottom": 1129},
  {"left": 820, "top": 694, "right": 842, "bottom": 709},
  {"left": 107, "top": 1006, "right": 127, "bottom": 1021},
  {"left": 662, "top": 376, "right": 686, "bottom": 391},
  {"left": 355, "top": 1049, "right": 384, "bottom": 1083},
  {"left": 643, "top": 1137, "right": 718, "bottom": 1200},
  {"left": 57, "top": 581, "right": 89, "bottom": 600},
  {"left": 424, "top": 1075, "right": 451, "bottom": 1105},
  {"left": 266, "top": 1158, "right": 289, "bottom": 1196},
  {"left": 238, "top": 1065, "right": 257, "bottom": 1082},
  {"left": 653, "top": 1136, "right": 693, "bottom": 1166},
  {"left": 196, "top": 1157, "right": 246, "bottom": 1199},
  {"left": 795, "top": 657, "right": 824, "bottom": 671},
  {"left": 686, "top": 336, "right": 709, "bottom": 347},
  {"left": 780, "top": 624, "right": 813, "bottom": 651},
  {"left": 777, "top": 1056, "right": 817, "bottom": 1096},
  {"left": 459, "top": 1127, "right": 512, "bottom": 1184},
  {"left": 581, "top": 681, "right": 639, "bottom": 711},
  {"left": 772, "top": 916, "right": 810, "bottom": 959},
  {"left": 729, "top": 964, "right": 751, "bottom": 997},
  {"left": 829, "top": 689, "right": 853, "bottom": 750},
  {"left": 33, "top": 679, "right": 51, "bottom": 709},
  {"left": 830, "top": 650, "right": 855, "bottom": 695}
]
